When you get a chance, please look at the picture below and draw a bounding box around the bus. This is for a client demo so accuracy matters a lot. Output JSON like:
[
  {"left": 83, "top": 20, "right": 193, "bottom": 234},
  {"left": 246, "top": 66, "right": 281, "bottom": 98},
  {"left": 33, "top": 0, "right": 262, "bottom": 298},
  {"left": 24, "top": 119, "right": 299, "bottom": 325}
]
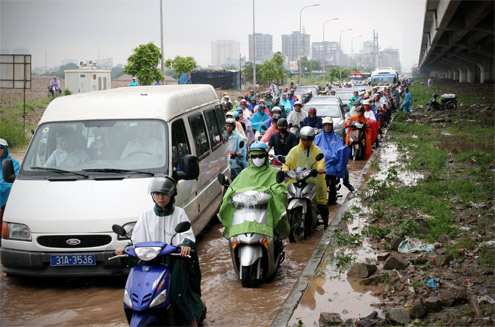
[{"left": 370, "top": 67, "right": 399, "bottom": 86}]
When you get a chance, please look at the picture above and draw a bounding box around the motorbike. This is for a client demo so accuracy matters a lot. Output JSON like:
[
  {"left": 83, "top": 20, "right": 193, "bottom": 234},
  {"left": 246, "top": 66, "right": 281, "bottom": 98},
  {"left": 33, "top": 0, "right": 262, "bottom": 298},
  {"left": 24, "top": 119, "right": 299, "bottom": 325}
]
[
  {"left": 426, "top": 93, "right": 457, "bottom": 111},
  {"left": 217, "top": 170, "right": 286, "bottom": 288},
  {"left": 278, "top": 153, "right": 324, "bottom": 243},
  {"left": 109, "top": 221, "right": 205, "bottom": 326},
  {"left": 347, "top": 121, "right": 367, "bottom": 161},
  {"left": 48, "top": 85, "right": 61, "bottom": 97}
]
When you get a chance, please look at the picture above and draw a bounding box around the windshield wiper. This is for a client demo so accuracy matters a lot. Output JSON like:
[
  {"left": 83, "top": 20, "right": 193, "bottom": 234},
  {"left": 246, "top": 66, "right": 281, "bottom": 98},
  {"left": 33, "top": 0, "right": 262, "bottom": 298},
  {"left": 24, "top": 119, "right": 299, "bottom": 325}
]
[
  {"left": 82, "top": 168, "right": 155, "bottom": 176},
  {"left": 30, "top": 167, "right": 89, "bottom": 178}
]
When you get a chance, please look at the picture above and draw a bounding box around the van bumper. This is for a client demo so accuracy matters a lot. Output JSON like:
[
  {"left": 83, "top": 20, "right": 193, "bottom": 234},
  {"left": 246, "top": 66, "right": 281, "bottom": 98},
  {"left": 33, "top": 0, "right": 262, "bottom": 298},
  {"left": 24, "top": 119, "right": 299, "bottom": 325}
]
[{"left": 0, "top": 248, "right": 129, "bottom": 277}]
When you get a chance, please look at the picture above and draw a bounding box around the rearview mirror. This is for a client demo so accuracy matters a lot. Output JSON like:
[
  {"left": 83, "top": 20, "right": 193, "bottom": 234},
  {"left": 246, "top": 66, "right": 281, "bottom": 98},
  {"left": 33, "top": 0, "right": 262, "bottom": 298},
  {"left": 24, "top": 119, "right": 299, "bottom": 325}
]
[
  {"left": 239, "top": 141, "right": 244, "bottom": 149},
  {"left": 277, "top": 156, "right": 286, "bottom": 164},
  {"left": 2, "top": 159, "right": 16, "bottom": 183},
  {"left": 175, "top": 221, "right": 191, "bottom": 233},
  {"left": 174, "top": 155, "right": 199, "bottom": 181},
  {"left": 276, "top": 170, "right": 285, "bottom": 184},
  {"left": 112, "top": 224, "right": 127, "bottom": 237},
  {"left": 316, "top": 153, "right": 324, "bottom": 161},
  {"left": 217, "top": 173, "right": 226, "bottom": 186}
]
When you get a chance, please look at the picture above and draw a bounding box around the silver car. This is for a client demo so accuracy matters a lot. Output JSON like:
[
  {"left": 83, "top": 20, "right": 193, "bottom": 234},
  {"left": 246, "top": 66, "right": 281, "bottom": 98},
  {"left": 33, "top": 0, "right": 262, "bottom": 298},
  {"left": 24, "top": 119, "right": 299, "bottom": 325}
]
[{"left": 303, "top": 96, "right": 347, "bottom": 141}]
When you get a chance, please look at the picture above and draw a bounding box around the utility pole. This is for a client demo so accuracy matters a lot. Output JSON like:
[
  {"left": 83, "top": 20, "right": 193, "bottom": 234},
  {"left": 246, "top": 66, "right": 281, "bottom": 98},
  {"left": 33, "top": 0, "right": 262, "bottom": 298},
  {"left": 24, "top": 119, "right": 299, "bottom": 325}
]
[
  {"left": 160, "top": 0, "right": 165, "bottom": 83},
  {"left": 252, "top": 0, "right": 256, "bottom": 86}
]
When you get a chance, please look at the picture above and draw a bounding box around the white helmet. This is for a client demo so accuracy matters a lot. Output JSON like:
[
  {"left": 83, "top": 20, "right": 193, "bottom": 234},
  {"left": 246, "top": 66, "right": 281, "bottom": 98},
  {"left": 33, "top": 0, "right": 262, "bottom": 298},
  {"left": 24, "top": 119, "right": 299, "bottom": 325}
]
[
  {"left": 0, "top": 138, "right": 8, "bottom": 147},
  {"left": 300, "top": 126, "right": 315, "bottom": 140}
]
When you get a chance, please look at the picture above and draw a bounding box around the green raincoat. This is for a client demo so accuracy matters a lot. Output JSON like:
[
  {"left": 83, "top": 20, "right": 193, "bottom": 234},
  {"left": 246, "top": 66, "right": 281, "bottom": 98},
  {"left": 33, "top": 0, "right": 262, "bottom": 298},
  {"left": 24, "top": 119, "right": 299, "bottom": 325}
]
[{"left": 218, "top": 155, "right": 289, "bottom": 240}]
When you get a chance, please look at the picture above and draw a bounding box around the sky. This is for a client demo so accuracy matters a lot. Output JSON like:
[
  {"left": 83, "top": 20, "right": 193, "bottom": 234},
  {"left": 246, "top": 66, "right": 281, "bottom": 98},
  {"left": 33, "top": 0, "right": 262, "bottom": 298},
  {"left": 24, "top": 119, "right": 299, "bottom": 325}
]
[{"left": 0, "top": 0, "right": 427, "bottom": 72}]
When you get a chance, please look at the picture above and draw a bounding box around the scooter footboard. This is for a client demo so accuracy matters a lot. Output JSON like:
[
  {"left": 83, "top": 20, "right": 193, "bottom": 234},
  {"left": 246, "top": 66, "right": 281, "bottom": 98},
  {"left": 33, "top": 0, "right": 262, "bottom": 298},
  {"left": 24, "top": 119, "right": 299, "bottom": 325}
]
[{"left": 239, "top": 245, "right": 263, "bottom": 267}]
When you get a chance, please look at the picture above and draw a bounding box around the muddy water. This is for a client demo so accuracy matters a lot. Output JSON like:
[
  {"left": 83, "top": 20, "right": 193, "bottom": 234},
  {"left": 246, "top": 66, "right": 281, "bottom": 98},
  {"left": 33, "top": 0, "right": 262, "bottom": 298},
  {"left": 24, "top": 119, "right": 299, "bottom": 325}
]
[{"left": 374, "top": 142, "right": 423, "bottom": 186}]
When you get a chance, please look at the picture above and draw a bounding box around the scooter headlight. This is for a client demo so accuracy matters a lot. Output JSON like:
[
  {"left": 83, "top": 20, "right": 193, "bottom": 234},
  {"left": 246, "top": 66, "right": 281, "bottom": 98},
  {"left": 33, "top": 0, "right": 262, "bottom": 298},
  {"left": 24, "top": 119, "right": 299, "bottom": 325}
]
[
  {"left": 123, "top": 289, "right": 133, "bottom": 308},
  {"left": 134, "top": 247, "right": 162, "bottom": 261},
  {"left": 150, "top": 289, "right": 167, "bottom": 308},
  {"left": 286, "top": 171, "right": 297, "bottom": 180},
  {"left": 301, "top": 170, "right": 312, "bottom": 179}
]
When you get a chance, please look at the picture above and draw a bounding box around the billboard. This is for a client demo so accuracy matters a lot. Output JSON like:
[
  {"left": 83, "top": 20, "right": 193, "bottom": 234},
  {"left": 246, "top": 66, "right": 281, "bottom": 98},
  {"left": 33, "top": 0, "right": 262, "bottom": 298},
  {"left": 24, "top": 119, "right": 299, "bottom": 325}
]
[
  {"left": 0, "top": 54, "right": 31, "bottom": 89},
  {"left": 289, "top": 61, "right": 298, "bottom": 71}
]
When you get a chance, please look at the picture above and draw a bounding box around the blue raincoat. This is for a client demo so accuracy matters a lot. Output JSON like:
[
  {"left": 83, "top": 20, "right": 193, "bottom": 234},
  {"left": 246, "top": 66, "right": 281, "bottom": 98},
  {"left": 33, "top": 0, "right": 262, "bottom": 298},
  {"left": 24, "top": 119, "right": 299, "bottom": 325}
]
[
  {"left": 314, "top": 129, "right": 349, "bottom": 178},
  {"left": 1, "top": 144, "right": 20, "bottom": 208},
  {"left": 249, "top": 109, "right": 271, "bottom": 132},
  {"left": 228, "top": 131, "right": 248, "bottom": 171}
]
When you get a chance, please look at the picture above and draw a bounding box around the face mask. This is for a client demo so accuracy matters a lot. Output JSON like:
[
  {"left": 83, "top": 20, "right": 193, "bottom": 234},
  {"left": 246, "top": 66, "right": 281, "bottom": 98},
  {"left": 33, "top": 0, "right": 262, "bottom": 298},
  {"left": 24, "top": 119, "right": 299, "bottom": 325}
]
[{"left": 252, "top": 157, "right": 266, "bottom": 167}]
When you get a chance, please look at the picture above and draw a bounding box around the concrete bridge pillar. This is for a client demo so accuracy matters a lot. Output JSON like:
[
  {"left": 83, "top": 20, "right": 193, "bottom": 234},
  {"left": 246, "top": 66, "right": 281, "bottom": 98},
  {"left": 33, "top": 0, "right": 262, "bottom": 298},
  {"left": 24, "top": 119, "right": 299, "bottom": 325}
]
[
  {"left": 467, "top": 65, "right": 475, "bottom": 83},
  {"left": 458, "top": 67, "right": 466, "bottom": 83}
]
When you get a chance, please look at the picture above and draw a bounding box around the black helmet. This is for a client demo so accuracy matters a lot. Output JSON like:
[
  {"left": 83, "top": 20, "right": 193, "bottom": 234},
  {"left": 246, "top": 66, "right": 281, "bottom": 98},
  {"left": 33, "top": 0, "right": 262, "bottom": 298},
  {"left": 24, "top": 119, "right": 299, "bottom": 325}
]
[
  {"left": 148, "top": 176, "right": 177, "bottom": 196},
  {"left": 277, "top": 118, "right": 288, "bottom": 128}
]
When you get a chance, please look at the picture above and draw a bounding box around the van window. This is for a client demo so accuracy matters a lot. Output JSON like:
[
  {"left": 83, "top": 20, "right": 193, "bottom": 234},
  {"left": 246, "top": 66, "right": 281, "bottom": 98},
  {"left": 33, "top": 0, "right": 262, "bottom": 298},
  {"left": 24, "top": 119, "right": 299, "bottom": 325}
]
[
  {"left": 188, "top": 114, "right": 210, "bottom": 158},
  {"left": 204, "top": 108, "right": 222, "bottom": 149},
  {"left": 214, "top": 106, "right": 228, "bottom": 142},
  {"left": 171, "top": 119, "right": 191, "bottom": 170}
]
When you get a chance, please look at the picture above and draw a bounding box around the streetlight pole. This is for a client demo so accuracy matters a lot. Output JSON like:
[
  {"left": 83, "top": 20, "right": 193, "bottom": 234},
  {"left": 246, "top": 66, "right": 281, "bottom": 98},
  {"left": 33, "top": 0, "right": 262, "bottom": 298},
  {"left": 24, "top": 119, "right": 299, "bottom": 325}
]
[
  {"left": 252, "top": 0, "right": 256, "bottom": 86},
  {"left": 159, "top": 0, "right": 165, "bottom": 83},
  {"left": 322, "top": 18, "right": 338, "bottom": 42},
  {"left": 299, "top": 3, "right": 319, "bottom": 85},
  {"left": 339, "top": 28, "right": 352, "bottom": 83},
  {"left": 351, "top": 35, "right": 362, "bottom": 67}
]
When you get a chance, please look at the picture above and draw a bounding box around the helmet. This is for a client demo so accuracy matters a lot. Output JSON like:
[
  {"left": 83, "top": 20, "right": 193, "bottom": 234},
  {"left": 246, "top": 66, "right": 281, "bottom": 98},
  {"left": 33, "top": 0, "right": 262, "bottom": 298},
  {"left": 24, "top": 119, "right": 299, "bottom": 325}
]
[
  {"left": 307, "top": 90, "right": 312, "bottom": 95},
  {"left": 300, "top": 126, "right": 315, "bottom": 140},
  {"left": 235, "top": 107, "right": 243, "bottom": 112},
  {"left": 240, "top": 99, "right": 247, "bottom": 104},
  {"left": 225, "top": 112, "right": 234, "bottom": 118},
  {"left": 234, "top": 111, "right": 240, "bottom": 119},
  {"left": 357, "top": 106, "right": 365, "bottom": 112},
  {"left": 0, "top": 138, "right": 8, "bottom": 147},
  {"left": 277, "top": 118, "right": 288, "bottom": 127},
  {"left": 222, "top": 101, "right": 230, "bottom": 107},
  {"left": 272, "top": 106, "right": 282, "bottom": 113},
  {"left": 225, "top": 118, "right": 236, "bottom": 127},
  {"left": 363, "top": 99, "right": 370, "bottom": 105},
  {"left": 308, "top": 107, "right": 317, "bottom": 114},
  {"left": 249, "top": 141, "right": 268, "bottom": 153},
  {"left": 294, "top": 101, "right": 302, "bottom": 107},
  {"left": 259, "top": 99, "right": 266, "bottom": 104},
  {"left": 149, "top": 176, "right": 177, "bottom": 196},
  {"left": 258, "top": 104, "right": 266, "bottom": 109},
  {"left": 322, "top": 117, "right": 333, "bottom": 125},
  {"left": 272, "top": 114, "right": 281, "bottom": 121}
]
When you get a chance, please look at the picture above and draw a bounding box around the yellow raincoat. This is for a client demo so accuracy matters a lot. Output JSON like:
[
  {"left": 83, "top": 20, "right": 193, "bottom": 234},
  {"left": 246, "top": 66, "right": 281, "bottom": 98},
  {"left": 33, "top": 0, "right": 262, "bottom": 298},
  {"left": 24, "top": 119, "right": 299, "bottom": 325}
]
[{"left": 282, "top": 140, "right": 327, "bottom": 205}]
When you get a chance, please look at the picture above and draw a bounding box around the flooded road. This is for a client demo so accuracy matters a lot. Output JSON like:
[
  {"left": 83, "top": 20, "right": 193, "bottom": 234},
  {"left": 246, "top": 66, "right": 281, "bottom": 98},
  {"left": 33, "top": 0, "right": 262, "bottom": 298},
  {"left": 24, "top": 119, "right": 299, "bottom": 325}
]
[{"left": 1, "top": 151, "right": 368, "bottom": 327}]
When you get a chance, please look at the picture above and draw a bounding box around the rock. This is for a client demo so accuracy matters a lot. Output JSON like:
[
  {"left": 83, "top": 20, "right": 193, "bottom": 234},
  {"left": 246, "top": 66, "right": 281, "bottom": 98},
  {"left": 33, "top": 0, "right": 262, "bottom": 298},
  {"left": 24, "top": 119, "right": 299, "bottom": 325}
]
[
  {"left": 437, "top": 234, "right": 449, "bottom": 243},
  {"left": 361, "top": 275, "right": 382, "bottom": 286},
  {"left": 424, "top": 296, "right": 443, "bottom": 312},
  {"left": 390, "top": 236, "right": 405, "bottom": 251},
  {"left": 359, "top": 311, "right": 385, "bottom": 327},
  {"left": 410, "top": 255, "right": 428, "bottom": 265},
  {"left": 431, "top": 118, "right": 446, "bottom": 123},
  {"left": 386, "top": 308, "right": 411, "bottom": 324},
  {"left": 347, "top": 263, "right": 377, "bottom": 279},
  {"left": 383, "top": 253, "right": 409, "bottom": 270},
  {"left": 439, "top": 285, "right": 468, "bottom": 306},
  {"left": 319, "top": 312, "right": 343, "bottom": 326},
  {"left": 436, "top": 254, "right": 453, "bottom": 266},
  {"left": 460, "top": 316, "right": 472, "bottom": 324},
  {"left": 384, "top": 232, "right": 394, "bottom": 242},
  {"left": 377, "top": 252, "right": 390, "bottom": 262},
  {"left": 435, "top": 247, "right": 446, "bottom": 255},
  {"left": 408, "top": 298, "right": 426, "bottom": 318},
  {"left": 434, "top": 242, "right": 443, "bottom": 249}
]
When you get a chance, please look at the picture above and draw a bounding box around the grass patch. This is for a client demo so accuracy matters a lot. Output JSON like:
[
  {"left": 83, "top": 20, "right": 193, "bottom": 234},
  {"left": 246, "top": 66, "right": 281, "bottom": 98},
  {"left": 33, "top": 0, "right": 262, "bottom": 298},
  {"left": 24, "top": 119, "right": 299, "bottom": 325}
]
[{"left": 0, "top": 116, "right": 29, "bottom": 147}]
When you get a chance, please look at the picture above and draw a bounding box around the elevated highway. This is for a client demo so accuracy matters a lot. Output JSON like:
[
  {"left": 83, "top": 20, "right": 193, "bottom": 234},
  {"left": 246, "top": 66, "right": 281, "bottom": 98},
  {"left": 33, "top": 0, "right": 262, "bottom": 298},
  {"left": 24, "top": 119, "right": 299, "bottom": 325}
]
[{"left": 418, "top": 0, "right": 494, "bottom": 83}]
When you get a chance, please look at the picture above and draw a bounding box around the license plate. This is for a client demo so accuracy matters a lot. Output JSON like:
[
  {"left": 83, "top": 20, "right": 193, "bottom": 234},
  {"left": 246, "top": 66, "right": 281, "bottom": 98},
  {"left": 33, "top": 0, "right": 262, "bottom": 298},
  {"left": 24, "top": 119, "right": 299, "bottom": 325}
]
[{"left": 50, "top": 254, "right": 96, "bottom": 266}]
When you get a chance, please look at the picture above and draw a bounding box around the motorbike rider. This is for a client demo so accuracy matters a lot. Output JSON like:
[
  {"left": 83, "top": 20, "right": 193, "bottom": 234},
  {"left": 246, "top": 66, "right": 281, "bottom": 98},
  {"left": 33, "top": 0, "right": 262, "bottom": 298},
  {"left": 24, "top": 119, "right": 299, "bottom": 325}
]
[
  {"left": 226, "top": 118, "right": 248, "bottom": 179},
  {"left": 304, "top": 90, "right": 313, "bottom": 104},
  {"left": 239, "top": 100, "right": 252, "bottom": 118},
  {"left": 400, "top": 87, "right": 412, "bottom": 113},
  {"left": 280, "top": 93, "right": 293, "bottom": 116},
  {"left": 249, "top": 103, "right": 271, "bottom": 133},
  {"left": 349, "top": 91, "right": 359, "bottom": 110},
  {"left": 260, "top": 114, "right": 281, "bottom": 143},
  {"left": 283, "top": 127, "right": 329, "bottom": 228},
  {"left": 287, "top": 101, "right": 307, "bottom": 135},
  {"left": 314, "top": 118, "right": 352, "bottom": 206},
  {"left": 218, "top": 142, "right": 290, "bottom": 247},
  {"left": 49, "top": 76, "right": 62, "bottom": 94},
  {"left": 1, "top": 139, "right": 20, "bottom": 239},
  {"left": 302, "top": 107, "right": 323, "bottom": 129},
  {"left": 226, "top": 112, "right": 247, "bottom": 144},
  {"left": 128, "top": 77, "right": 138, "bottom": 87},
  {"left": 344, "top": 106, "right": 372, "bottom": 159},
  {"left": 236, "top": 107, "right": 255, "bottom": 146},
  {"left": 115, "top": 177, "right": 203, "bottom": 326},
  {"left": 268, "top": 118, "right": 298, "bottom": 157}
]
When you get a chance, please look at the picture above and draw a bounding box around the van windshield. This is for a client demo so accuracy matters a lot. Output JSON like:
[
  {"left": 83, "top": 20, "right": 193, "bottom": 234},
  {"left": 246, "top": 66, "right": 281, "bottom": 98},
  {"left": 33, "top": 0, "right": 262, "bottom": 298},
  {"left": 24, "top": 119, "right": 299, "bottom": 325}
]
[{"left": 22, "top": 120, "right": 167, "bottom": 176}]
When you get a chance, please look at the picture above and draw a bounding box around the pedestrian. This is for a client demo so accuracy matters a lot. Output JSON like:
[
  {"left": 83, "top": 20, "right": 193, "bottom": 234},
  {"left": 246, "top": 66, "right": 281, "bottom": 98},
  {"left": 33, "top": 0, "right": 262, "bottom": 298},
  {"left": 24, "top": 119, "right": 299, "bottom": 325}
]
[
  {"left": 400, "top": 87, "right": 413, "bottom": 113},
  {"left": 427, "top": 78, "right": 432, "bottom": 88}
]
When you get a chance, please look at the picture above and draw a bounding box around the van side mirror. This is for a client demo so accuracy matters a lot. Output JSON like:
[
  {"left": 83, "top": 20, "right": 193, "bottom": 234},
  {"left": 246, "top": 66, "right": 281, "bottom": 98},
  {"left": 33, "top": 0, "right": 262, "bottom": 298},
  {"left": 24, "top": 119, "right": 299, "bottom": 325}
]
[
  {"left": 112, "top": 224, "right": 127, "bottom": 237},
  {"left": 276, "top": 170, "right": 285, "bottom": 184},
  {"left": 2, "top": 159, "right": 16, "bottom": 183},
  {"left": 174, "top": 155, "right": 199, "bottom": 181},
  {"left": 316, "top": 153, "right": 324, "bottom": 161},
  {"left": 175, "top": 221, "right": 191, "bottom": 233}
]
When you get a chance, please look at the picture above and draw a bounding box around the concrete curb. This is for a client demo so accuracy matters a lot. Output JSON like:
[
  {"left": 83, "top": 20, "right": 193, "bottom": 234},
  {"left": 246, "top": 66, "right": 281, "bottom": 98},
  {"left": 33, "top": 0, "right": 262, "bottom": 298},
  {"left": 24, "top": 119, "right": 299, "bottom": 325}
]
[{"left": 270, "top": 119, "right": 394, "bottom": 327}]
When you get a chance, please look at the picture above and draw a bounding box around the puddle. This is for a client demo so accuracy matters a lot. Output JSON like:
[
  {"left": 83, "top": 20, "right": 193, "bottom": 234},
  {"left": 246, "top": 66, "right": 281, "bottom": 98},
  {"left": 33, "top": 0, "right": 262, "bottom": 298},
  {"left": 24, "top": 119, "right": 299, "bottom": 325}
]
[{"left": 373, "top": 142, "right": 423, "bottom": 186}]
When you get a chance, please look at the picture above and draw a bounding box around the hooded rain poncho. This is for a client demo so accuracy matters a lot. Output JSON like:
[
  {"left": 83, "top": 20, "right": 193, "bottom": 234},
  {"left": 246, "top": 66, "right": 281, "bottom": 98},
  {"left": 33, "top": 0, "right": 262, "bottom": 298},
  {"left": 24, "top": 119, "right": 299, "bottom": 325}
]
[
  {"left": 1, "top": 144, "right": 20, "bottom": 208},
  {"left": 249, "top": 109, "right": 271, "bottom": 132},
  {"left": 314, "top": 129, "right": 350, "bottom": 178}
]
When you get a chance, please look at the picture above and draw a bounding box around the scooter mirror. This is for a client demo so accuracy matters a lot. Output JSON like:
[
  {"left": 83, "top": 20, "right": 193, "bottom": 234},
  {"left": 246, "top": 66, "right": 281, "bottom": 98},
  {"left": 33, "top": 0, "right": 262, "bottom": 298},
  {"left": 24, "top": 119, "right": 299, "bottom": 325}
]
[
  {"left": 276, "top": 170, "right": 285, "bottom": 184},
  {"left": 239, "top": 141, "right": 245, "bottom": 149},
  {"left": 175, "top": 221, "right": 191, "bottom": 233},
  {"left": 217, "top": 173, "right": 226, "bottom": 186},
  {"left": 277, "top": 156, "right": 286, "bottom": 164},
  {"left": 112, "top": 224, "right": 127, "bottom": 237},
  {"left": 316, "top": 153, "right": 324, "bottom": 161}
]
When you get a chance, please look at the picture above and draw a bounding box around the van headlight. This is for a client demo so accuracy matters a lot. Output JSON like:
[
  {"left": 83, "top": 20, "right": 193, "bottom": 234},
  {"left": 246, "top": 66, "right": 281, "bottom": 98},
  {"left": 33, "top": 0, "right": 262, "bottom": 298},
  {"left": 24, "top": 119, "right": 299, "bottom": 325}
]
[
  {"left": 118, "top": 222, "right": 136, "bottom": 240},
  {"left": 2, "top": 222, "right": 31, "bottom": 241},
  {"left": 134, "top": 247, "right": 162, "bottom": 261}
]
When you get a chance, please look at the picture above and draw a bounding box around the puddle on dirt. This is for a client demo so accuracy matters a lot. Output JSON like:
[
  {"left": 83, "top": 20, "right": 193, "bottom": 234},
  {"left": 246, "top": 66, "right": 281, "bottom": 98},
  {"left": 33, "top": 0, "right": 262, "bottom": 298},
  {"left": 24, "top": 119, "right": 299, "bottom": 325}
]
[{"left": 373, "top": 142, "right": 423, "bottom": 186}]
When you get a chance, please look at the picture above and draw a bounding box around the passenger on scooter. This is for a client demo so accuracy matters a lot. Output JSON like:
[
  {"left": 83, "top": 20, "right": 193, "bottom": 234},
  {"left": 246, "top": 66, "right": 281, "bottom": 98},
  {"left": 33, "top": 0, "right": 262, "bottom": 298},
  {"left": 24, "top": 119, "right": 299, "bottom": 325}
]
[
  {"left": 218, "top": 142, "right": 290, "bottom": 241},
  {"left": 225, "top": 112, "right": 247, "bottom": 144},
  {"left": 283, "top": 127, "right": 329, "bottom": 228},
  {"left": 268, "top": 118, "right": 298, "bottom": 157},
  {"left": 302, "top": 107, "right": 323, "bottom": 129},
  {"left": 226, "top": 118, "right": 248, "bottom": 179},
  {"left": 260, "top": 114, "right": 281, "bottom": 143},
  {"left": 236, "top": 107, "right": 255, "bottom": 146},
  {"left": 314, "top": 117, "right": 352, "bottom": 206},
  {"left": 344, "top": 106, "right": 372, "bottom": 159},
  {"left": 115, "top": 177, "right": 203, "bottom": 327}
]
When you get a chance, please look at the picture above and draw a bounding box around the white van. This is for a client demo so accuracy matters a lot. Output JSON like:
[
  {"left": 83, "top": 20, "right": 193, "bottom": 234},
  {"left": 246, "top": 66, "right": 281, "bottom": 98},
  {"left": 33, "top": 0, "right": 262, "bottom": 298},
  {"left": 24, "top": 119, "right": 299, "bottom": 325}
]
[
  {"left": 1, "top": 85, "right": 230, "bottom": 277},
  {"left": 370, "top": 67, "right": 399, "bottom": 86}
]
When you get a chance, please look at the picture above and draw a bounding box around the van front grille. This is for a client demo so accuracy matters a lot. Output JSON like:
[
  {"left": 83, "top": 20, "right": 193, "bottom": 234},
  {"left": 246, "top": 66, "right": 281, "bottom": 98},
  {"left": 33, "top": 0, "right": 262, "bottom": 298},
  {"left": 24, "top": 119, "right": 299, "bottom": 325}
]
[{"left": 37, "top": 235, "right": 112, "bottom": 248}]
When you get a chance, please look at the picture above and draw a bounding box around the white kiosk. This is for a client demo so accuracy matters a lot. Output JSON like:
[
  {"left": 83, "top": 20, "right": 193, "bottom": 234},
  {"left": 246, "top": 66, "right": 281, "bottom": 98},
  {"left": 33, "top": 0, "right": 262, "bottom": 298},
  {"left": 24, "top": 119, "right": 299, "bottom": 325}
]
[{"left": 64, "top": 61, "right": 111, "bottom": 94}]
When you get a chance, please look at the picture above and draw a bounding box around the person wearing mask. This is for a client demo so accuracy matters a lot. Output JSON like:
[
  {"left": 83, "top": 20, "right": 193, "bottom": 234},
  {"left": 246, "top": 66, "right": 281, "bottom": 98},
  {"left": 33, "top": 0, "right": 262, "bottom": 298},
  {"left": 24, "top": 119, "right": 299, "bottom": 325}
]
[
  {"left": 222, "top": 102, "right": 232, "bottom": 115},
  {"left": 287, "top": 101, "right": 307, "bottom": 135},
  {"left": 0, "top": 139, "right": 20, "bottom": 236},
  {"left": 115, "top": 177, "right": 204, "bottom": 326},
  {"left": 268, "top": 118, "right": 298, "bottom": 157},
  {"left": 235, "top": 107, "right": 255, "bottom": 146},
  {"left": 271, "top": 96, "right": 286, "bottom": 116},
  {"left": 279, "top": 93, "right": 293, "bottom": 116},
  {"left": 282, "top": 127, "right": 328, "bottom": 228},
  {"left": 247, "top": 96, "right": 257, "bottom": 112},
  {"left": 400, "top": 87, "right": 413, "bottom": 113},
  {"left": 233, "top": 95, "right": 243, "bottom": 109},
  {"left": 260, "top": 114, "right": 281, "bottom": 143},
  {"left": 302, "top": 107, "right": 323, "bottom": 129},
  {"left": 314, "top": 117, "right": 353, "bottom": 206},
  {"left": 344, "top": 106, "right": 372, "bottom": 159},
  {"left": 226, "top": 118, "right": 248, "bottom": 179},
  {"left": 128, "top": 77, "right": 138, "bottom": 87}
]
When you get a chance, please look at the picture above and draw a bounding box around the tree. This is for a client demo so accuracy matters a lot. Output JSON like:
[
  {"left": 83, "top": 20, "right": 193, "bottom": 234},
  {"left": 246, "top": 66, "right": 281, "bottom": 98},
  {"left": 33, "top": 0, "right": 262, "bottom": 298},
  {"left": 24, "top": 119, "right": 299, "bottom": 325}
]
[
  {"left": 301, "top": 57, "right": 321, "bottom": 76},
  {"left": 242, "top": 62, "right": 262, "bottom": 84},
  {"left": 123, "top": 42, "right": 164, "bottom": 85},
  {"left": 258, "top": 52, "right": 287, "bottom": 85},
  {"left": 165, "top": 56, "right": 197, "bottom": 83}
]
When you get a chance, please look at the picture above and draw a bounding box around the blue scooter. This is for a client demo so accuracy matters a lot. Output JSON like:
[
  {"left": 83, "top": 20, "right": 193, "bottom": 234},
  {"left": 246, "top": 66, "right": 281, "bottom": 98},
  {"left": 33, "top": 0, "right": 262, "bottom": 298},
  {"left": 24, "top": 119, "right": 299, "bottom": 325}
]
[{"left": 110, "top": 221, "right": 204, "bottom": 326}]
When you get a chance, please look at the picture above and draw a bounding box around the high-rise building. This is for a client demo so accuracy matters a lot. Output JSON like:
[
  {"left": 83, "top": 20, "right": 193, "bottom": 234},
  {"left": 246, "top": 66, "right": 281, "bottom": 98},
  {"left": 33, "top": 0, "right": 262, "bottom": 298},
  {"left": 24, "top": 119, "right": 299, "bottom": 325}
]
[
  {"left": 282, "top": 31, "right": 310, "bottom": 62},
  {"left": 312, "top": 41, "right": 338, "bottom": 65},
  {"left": 211, "top": 40, "right": 240, "bottom": 68},
  {"left": 379, "top": 48, "right": 401, "bottom": 72},
  {"left": 248, "top": 33, "right": 273, "bottom": 63}
]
